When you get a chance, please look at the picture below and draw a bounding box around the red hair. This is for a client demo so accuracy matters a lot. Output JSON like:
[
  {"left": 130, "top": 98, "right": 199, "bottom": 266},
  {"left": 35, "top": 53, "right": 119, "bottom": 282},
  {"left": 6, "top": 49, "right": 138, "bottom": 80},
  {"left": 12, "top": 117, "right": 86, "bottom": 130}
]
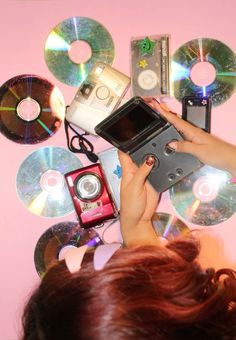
[{"left": 22, "top": 237, "right": 236, "bottom": 339}]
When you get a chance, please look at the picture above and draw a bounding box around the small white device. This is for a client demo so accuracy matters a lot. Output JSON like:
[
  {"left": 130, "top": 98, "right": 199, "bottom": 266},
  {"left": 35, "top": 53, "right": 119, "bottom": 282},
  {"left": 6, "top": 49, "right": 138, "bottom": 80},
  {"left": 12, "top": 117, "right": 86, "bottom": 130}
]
[{"left": 66, "top": 62, "right": 130, "bottom": 135}]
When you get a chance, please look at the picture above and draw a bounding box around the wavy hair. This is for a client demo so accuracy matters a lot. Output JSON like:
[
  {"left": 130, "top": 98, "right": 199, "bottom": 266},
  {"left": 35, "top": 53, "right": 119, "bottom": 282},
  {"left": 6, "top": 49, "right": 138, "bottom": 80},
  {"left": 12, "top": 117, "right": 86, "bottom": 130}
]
[{"left": 22, "top": 237, "right": 236, "bottom": 339}]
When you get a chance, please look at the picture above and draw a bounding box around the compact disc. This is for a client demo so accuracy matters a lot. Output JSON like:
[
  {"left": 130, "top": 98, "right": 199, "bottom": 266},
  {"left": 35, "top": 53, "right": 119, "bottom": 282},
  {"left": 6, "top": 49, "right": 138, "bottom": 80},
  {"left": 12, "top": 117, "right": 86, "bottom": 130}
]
[
  {"left": 152, "top": 212, "right": 190, "bottom": 242},
  {"left": 0, "top": 74, "right": 65, "bottom": 144},
  {"left": 45, "top": 17, "right": 115, "bottom": 87},
  {"left": 172, "top": 38, "right": 236, "bottom": 106},
  {"left": 34, "top": 221, "right": 103, "bottom": 278},
  {"left": 16, "top": 146, "right": 83, "bottom": 217},
  {"left": 169, "top": 165, "right": 236, "bottom": 226}
]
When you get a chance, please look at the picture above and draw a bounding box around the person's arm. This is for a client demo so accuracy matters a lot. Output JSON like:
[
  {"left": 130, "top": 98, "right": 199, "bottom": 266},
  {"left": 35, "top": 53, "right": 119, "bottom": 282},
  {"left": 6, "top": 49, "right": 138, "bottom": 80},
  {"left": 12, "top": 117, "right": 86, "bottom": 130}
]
[
  {"left": 118, "top": 100, "right": 236, "bottom": 247},
  {"left": 118, "top": 151, "right": 162, "bottom": 247},
  {"left": 147, "top": 99, "right": 236, "bottom": 177}
]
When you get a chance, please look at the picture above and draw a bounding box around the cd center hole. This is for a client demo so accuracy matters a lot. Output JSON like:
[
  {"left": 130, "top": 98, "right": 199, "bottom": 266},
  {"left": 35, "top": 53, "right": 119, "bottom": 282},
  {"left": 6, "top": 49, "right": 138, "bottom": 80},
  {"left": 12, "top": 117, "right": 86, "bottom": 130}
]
[
  {"left": 17, "top": 97, "right": 40, "bottom": 121},
  {"left": 48, "top": 177, "right": 58, "bottom": 187},
  {"left": 190, "top": 61, "right": 216, "bottom": 87},
  {"left": 192, "top": 176, "right": 218, "bottom": 203},
  {"left": 40, "top": 170, "right": 64, "bottom": 193},
  {"left": 68, "top": 40, "right": 92, "bottom": 64}
]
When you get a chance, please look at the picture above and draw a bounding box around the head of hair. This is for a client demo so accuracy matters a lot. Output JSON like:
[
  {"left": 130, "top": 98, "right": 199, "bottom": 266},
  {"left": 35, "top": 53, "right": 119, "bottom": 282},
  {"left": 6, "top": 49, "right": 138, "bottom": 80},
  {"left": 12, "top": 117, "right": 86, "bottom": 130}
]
[{"left": 22, "top": 236, "right": 236, "bottom": 340}]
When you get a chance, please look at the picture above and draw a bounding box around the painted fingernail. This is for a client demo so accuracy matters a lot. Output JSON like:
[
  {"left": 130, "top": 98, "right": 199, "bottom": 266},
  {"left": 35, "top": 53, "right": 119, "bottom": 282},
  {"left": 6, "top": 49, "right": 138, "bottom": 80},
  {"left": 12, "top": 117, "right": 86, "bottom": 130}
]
[
  {"left": 168, "top": 141, "right": 177, "bottom": 150},
  {"left": 152, "top": 97, "right": 160, "bottom": 104},
  {"left": 145, "top": 155, "right": 155, "bottom": 166}
]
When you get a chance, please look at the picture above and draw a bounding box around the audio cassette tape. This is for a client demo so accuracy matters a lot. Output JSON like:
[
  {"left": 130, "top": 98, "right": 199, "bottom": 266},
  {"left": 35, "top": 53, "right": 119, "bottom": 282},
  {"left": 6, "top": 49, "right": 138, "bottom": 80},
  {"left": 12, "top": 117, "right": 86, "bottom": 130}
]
[{"left": 130, "top": 35, "right": 171, "bottom": 98}]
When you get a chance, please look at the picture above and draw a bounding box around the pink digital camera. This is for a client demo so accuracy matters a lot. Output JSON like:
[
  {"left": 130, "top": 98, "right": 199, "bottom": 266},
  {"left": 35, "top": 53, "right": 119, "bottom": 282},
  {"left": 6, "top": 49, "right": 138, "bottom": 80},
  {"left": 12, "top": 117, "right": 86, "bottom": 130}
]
[{"left": 65, "top": 164, "right": 117, "bottom": 228}]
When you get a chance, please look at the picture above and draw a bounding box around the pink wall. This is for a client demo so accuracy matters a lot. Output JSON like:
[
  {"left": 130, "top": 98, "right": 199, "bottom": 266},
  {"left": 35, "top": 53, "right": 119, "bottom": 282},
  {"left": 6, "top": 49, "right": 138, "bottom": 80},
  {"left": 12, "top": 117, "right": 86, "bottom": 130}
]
[{"left": 0, "top": 0, "right": 236, "bottom": 338}]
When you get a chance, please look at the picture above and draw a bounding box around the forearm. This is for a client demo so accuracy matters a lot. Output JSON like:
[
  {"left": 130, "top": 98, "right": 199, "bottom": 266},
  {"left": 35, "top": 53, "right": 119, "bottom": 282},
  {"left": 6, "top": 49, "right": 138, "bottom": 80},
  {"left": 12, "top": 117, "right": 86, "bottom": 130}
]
[
  {"left": 212, "top": 140, "right": 236, "bottom": 177},
  {"left": 224, "top": 143, "right": 236, "bottom": 177}
]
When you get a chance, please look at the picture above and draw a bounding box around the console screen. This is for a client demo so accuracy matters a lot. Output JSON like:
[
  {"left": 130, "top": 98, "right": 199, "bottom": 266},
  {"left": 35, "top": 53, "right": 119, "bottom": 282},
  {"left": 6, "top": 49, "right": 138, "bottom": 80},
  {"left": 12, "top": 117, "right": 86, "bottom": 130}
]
[
  {"left": 187, "top": 106, "right": 206, "bottom": 129},
  {"left": 105, "top": 105, "right": 165, "bottom": 143}
]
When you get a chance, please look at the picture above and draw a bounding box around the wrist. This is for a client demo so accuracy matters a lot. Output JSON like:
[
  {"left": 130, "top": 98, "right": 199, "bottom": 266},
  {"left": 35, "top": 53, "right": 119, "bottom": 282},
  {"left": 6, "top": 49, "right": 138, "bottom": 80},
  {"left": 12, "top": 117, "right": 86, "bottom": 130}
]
[
  {"left": 226, "top": 163, "right": 236, "bottom": 178},
  {"left": 120, "top": 220, "right": 163, "bottom": 247}
]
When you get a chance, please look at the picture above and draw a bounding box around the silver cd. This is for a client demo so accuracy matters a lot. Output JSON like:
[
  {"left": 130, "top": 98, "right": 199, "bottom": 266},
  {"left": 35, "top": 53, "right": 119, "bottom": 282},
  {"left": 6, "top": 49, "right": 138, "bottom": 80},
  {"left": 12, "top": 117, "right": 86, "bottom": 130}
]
[
  {"left": 16, "top": 146, "right": 83, "bottom": 217},
  {"left": 169, "top": 165, "right": 236, "bottom": 226},
  {"left": 45, "top": 17, "right": 115, "bottom": 87},
  {"left": 152, "top": 212, "right": 190, "bottom": 241},
  {"left": 34, "top": 221, "right": 102, "bottom": 278},
  {"left": 172, "top": 38, "right": 236, "bottom": 106}
]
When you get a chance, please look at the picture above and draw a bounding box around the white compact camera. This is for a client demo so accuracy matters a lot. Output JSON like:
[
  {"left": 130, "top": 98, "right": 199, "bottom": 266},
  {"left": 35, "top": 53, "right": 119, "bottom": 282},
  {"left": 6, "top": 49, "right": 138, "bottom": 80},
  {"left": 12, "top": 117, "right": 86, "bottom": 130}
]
[{"left": 66, "top": 62, "right": 130, "bottom": 135}]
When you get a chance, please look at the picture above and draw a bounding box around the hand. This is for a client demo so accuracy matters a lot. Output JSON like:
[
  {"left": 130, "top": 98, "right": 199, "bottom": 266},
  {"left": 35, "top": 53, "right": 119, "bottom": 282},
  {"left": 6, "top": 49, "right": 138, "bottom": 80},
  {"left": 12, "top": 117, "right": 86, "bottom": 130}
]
[
  {"left": 146, "top": 99, "right": 236, "bottom": 177},
  {"left": 118, "top": 151, "right": 161, "bottom": 247}
]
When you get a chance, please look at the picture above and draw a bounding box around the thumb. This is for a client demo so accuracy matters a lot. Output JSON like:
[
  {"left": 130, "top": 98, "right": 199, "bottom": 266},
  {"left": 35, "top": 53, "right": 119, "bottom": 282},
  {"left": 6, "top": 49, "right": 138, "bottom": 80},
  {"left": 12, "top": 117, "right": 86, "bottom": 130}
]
[
  {"left": 168, "top": 140, "right": 202, "bottom": 158},
  {"left": 132, "top": 155, "right": 155, "bottom": 187}
]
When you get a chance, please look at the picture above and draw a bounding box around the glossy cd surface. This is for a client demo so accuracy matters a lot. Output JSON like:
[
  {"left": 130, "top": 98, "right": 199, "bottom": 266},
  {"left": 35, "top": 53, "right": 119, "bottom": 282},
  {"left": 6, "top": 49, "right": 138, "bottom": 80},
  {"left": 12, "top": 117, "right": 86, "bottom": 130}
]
[
  {"left": 152, "top": 212, "right": 190, "bottom": 242},
  {"left": 34, "top": 221, "right": 103, "bottom": 277},
  {"left": 169, "top": 165, "right": 236, "bottom": 226},
  {"left": 16, "top": 146, "right": 83, "bottom": 217},
  {"left": 45, "top": 17, "right": 115, "bottom": 87},
  {"left": 0, "top": 74, "right": 65, "bottom": 144},
  {"left": 172, "top": 38, "right": 236, "bottom": 106}
]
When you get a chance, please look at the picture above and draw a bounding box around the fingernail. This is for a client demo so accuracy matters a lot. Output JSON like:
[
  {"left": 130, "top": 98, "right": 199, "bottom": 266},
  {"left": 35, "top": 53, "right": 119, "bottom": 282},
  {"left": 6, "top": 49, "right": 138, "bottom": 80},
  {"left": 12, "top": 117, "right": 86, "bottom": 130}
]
[
  {"left": 152, "top": 97, "right": 160, "bottom": 104},
  {"left": 145, "top": 155, "right": 155, "bottom": 166},
  {"left": 168, "top": 141, "right": 177, "bottom": 150}
]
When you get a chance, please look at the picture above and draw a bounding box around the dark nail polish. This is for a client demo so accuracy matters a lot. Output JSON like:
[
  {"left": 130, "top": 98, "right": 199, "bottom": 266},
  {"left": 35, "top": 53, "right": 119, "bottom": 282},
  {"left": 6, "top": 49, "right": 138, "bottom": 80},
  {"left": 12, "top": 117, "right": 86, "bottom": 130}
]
[{"left": 145, "top": 155, "right": 155, "bottom": 166}]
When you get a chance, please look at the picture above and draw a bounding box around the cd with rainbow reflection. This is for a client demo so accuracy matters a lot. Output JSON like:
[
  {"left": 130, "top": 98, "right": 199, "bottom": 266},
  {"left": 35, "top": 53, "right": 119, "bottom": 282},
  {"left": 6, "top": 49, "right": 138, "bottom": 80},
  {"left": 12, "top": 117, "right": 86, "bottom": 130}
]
[
  {"left": 45, "top": 17, "right": 115, "bottom": 87},
  {"left": 0, "top": 74, "right": 65, "bottom": 144},
  {"left": 169, "top": 165, "right": 236, "bottom": 226},
  {"left": 16, "top": 146, "right": 83, "bottom": 217},
  {"left": 172, "top": 38, "right": 236, "bottom": 106},
  {"left": 151, "top": 212, "right": 190, "bottom": 241},
  {"left": 34, "top": 221, "right": 103, "bottom": 278}
]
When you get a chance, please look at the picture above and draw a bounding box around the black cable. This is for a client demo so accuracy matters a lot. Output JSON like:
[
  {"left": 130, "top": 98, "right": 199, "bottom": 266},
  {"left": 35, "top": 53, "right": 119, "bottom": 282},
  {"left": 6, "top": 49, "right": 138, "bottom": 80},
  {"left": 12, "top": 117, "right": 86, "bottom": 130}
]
[{"left": 64, "top": 107, "right": 98, "bottom": 163}]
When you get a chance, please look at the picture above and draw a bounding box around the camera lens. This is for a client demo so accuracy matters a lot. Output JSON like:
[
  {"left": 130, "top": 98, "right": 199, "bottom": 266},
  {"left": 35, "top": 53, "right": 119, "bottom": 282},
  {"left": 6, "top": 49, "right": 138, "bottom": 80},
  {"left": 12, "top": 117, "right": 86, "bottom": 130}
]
[{"left": 75, "top": 173, "right": 102, "bottom": 200}]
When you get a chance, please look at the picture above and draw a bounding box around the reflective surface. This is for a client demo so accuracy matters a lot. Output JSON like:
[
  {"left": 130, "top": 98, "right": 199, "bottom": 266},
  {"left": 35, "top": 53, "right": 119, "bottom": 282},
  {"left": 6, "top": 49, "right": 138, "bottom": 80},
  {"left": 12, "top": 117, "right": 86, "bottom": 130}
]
[
  {"left": 152, "top": 212, "right": 190, "bottom": 240},
  {"left": 16, "top": 146, "right": 83, "bottom": 217},
  {"left": 172, "top": 38, "right": 236, "bottom": 106},
  {"left": 45, "top": 16, "right": 115, "bottom": 86},
  {"left": 0, "top": 74, "right": 65, "bottom": 143},
  {"left": 34, "top": 222, "right": 102, "bottom": 278},
  {"left": 170, "top": 165, "right": 236, "bottom": 226}
]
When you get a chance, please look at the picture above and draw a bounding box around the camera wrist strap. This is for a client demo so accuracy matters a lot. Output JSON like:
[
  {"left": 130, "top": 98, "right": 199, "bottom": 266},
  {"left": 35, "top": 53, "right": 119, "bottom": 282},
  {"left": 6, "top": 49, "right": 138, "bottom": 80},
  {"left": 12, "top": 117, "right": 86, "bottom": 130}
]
[{"left": 64, "top": 118, "right": 98, "bottom": 163}]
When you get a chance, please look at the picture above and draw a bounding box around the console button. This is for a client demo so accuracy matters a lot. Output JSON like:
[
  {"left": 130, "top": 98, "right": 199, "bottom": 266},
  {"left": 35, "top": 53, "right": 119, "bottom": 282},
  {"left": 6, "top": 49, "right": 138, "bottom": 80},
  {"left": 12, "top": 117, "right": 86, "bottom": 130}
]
[
  {"left": 176, "top": 168, "right": 183, "bottom": 176},
  {"left": 165, "top": 139, "right": 178, "bottom": 155},
  {"left": 96, "top": 86, "right": 110, "bottom": 100},
  {"left": 168, "top": 173, "right": 175, "bottom": 181}
]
